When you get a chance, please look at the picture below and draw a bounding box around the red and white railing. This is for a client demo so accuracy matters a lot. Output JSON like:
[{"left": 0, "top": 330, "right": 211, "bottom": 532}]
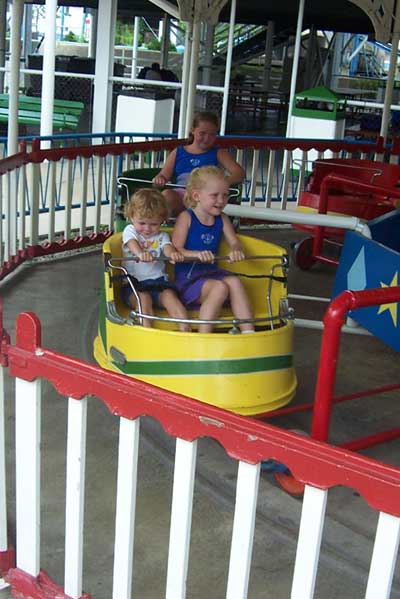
[
  {"left": 0, "top": 297, "right": 399, "bottom": 598},
  {"left": 0, "top": 135, "right": 392, "bottom": 268}
]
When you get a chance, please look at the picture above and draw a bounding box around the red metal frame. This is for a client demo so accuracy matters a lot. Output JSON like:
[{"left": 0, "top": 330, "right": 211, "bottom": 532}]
[
  {"left": 312, "top": 174, "right": 400, "bottom": 266},
  {"left": 6, "top": 569, "right": 91, "bottom": 599},
  {"left": 263, "top": 287, "right": 400, "bottom": 452}
]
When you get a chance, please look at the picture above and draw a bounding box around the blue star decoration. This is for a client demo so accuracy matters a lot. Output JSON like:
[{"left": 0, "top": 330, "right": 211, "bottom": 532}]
[{"left": 333, "top": 231, "right": 400, "bottom": 352}]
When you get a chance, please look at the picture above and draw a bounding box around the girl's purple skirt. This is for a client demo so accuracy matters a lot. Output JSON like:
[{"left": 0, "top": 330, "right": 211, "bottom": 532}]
[{"left": 174, "top": 267, "right": 232, "bottom": 306}]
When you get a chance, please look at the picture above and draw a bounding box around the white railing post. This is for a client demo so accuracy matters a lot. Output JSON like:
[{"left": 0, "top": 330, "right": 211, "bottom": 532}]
[
  {"left": 18, "top": 164, "right": 27, "bottom": 250},
  {"left": 166, "top": 438, "right": 198, "bottom": 599},
  {"left": 79, "top": 158, "right": 89, "bottom": 237},
  {"left": 291, "top": 485, "right": 328, "bottom": 598},
  {"left": 15, "top": 377, "right": 41, "bottom": 576},
  {"left": 64, "top": 397, "right": 88, "bottom": 599},
  {"left": 365, "top": 511, "right": 400, "bottom": 599},
  {"left": 112, "top": 417, "right": 140, "bottom": 599},
  {"left": 48, "top": 161, "right": 56, "bottom": 242},
  {"left": 109, "top": 155, "right": 118, "bottom": 230},
  {"left": 281, "top": 150, "right": 291, "bottom": 210},
  {"left": 249, "top": 150, "right": 259, "bottom": 206},
  {"left": 265, "top": 149, "right": 275, "bottom": 207},
  {"left": 226, "top": 461, "right": 260, "bottom": 599},
  {"left": 64, "top": 159, "right": 73, "bottom": 240},
  {"left": 29, "top": 162, "right": 40, "bottom": 247},
  {"left": 94, "top": 156, "right": 103, "bottom": 234},
  {"left": 9, "top": 170, "right": 18, "bottom": 256}
]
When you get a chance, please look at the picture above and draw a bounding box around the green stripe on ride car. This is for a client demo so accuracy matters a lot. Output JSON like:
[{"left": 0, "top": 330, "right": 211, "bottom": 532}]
[{"left": 113, "top": 354, "right": 292, "bottom": 376}]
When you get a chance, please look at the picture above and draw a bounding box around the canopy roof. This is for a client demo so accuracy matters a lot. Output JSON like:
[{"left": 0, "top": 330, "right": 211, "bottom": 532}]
[{"left": 25, "top": 0, "right": 379, "bottom": 36}]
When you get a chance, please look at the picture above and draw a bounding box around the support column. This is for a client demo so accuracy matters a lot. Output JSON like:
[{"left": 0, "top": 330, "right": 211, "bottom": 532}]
[
  {"left": 178, "top": 23, "right": 192, "bottom": 137},
  {"left": 304, "top": 25, "right": 316, "bottom": 89},
  {"left": 92, "top": 0, "right": 117, "bottom": 136},
  {"left": 262, "top": 21, "right": 274, "bottom": 92},
  {"left": 0, "top": 0, "right": 6, "bottom": 94},
  {"left": 160, "top": 14, "right": 170, "bottom": 68},
  {"left": 131, "top": 16, "right": 140, "bottom": 78},
  {"left": 40, "top": 0, "right": 57, "bottom": 144},
  {"left": 22, "top": 4, "right": 33, "bottom": 91},
  {"left": 380, "top": 0, "right": 400, "bottom": 144},
  {"left": 220, "top": 0, "right": 236, "bottom": 135},
  {"left": 285, "top": 0, "right": 305, "bottom": 138},
  {"left": 184, "top": 21, "right": 200, "bottom": 137},
  {"left": 202, "top": 23, "right": 214, "bottom": 87},
  {"left": 8, "top": 0, "right": 24, "bottom": 156},
  {"left": 88, "top": 9, "right": 98, "bottom": 59}
]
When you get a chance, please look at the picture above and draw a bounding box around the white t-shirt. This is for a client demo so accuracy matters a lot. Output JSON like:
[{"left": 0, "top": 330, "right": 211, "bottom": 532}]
[{"left": 122, "top": 224, "right": 171, "bottom": 281}]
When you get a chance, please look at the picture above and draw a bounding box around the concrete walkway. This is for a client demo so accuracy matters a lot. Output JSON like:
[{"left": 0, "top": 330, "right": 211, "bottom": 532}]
[{"left": 1, "top": 229, "right": 399, "bottom": 598}]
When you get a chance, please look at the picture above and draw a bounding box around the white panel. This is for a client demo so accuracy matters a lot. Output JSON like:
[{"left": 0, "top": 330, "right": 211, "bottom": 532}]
[
  {"left": 112, "top": 417, "right": 140, "bottom": 599},
  {"left": 115, "top": 96, "right": 174, "bottom": 141},
  {"left": 291, "top": 485, "right": 327, "bottom": 599},
  {"left": 365, "top": 511, "right": 400, "bottom": 599},
  {"left": 166, "top": 438, "right": 197, "bottom": 599},
  {"left": 226, "top": 461, "right": 260, "bottom": 599},
  {"left": 15, "top": 377, "right": 41, "bottom": 576},
  {"left": 92, "top": 0, "right": 117, "bottom": 135},
  {"left": 64, "top": 397, "right": 88, "bottom": 599},
  {"left": 112, "top": 418, "right": 140, "bottom": 599}
]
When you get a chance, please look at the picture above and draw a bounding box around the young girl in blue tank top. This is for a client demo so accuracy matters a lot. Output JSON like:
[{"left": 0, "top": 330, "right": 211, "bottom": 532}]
[
  {"left": 172, "top": 166, "right": 255, "bottom": 334},
  {"left": 153, "top": 111, "right": 245, "bottom": 216}
]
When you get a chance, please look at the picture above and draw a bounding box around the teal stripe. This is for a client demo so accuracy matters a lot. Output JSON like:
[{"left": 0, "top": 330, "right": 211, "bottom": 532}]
[{"left": 113, "top": 354, "right": 292, "bottom": 376}]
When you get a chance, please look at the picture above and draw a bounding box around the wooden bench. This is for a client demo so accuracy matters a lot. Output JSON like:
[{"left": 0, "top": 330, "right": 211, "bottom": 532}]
[{"left": 0, "top": 94, "right": 84, "bottom": 131}]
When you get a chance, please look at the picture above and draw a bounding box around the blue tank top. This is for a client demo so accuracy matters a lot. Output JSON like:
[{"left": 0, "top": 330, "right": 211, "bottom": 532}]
[
  {"left": 174, "top": 146, "right": 219, "bottom": 187},
  {"left": 175, "top": 210, "right": 223, "bottom": 279}
]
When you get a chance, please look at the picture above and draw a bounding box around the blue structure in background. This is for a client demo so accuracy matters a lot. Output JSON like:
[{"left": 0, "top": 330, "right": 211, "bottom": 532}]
[{"left": 333, "top": 210, "right": 400, "bottom": 352}]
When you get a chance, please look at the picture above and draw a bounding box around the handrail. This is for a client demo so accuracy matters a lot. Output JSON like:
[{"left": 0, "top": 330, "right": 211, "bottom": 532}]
[{"left": 2, "top": 308, "right": 400, "bottom": 516}]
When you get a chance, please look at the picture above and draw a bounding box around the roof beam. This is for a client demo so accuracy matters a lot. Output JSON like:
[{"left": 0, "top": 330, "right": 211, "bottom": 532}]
[{"left": 148, "top": 0, "right": 179, "bottom": 19}]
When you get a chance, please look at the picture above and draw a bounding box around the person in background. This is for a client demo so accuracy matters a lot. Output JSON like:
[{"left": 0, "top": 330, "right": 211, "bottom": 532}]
[{"left": 152, "top": 111, "right": 245, "bottom": 215}]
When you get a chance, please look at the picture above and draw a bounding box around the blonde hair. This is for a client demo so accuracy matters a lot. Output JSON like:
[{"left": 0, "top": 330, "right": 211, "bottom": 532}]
[
  {"left": 184, "top": 166, "right": 228, "bottom": 208},
  {"left": 124, "top": 188, "right": 169, "bottom": 222}
]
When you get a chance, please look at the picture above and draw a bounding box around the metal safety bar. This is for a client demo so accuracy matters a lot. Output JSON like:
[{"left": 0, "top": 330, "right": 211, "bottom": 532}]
[{"left": 106, "top": 255, "right": 289, "bottom": 328}]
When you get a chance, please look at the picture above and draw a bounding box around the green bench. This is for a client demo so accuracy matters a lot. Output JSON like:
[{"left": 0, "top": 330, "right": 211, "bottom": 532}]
[{"left": 0, "top": 94, "right": 84, "bottom": 131}]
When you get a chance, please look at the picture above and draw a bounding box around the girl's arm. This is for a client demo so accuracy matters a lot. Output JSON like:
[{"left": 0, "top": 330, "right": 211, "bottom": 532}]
[
  {"left": 217, "top": 149, "right": 245, "bottom": 185},
  {"left": 163, "top": 242, "right": 185, "bottom": 263},
  {"left": 126, "top": 238, "right": 153, "bottom": 262},
  {"left": 152, "top": 149, "right": 177, "bottom": 186},
  {"left": 221, "top": 214, "right": 245, "bottom": 262},
  {"left": 172, "top": 212, "right": 214, "bottom": 262}
]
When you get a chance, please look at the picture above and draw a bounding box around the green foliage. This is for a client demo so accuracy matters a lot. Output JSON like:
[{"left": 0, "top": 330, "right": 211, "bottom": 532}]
[
  {"left": 63, "top": 31, "right": 78, "bottom": 42},
  {"left": 146, "top": 38, "right": 161, "bottom": 51},
  {"left": 115, "top": 19, "right": 144, "bottom": 46}
]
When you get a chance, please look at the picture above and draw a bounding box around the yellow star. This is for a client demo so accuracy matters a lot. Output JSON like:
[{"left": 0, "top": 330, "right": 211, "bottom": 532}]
[{"left": 377, "top": 272, "right": 398, "bottom": 327}]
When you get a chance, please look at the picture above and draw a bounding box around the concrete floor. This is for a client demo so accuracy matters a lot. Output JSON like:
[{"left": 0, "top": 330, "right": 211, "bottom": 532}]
[{"left": 1, "top": 228, "right": 399, "bottom": 598}]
